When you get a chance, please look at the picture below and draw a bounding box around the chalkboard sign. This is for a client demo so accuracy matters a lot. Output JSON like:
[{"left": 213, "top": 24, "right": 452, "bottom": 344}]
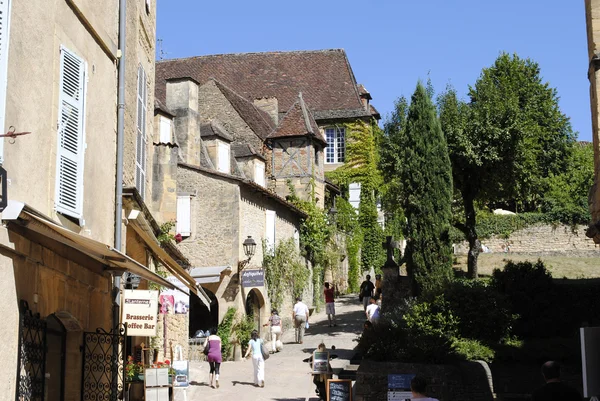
[{"left": 327, "top": 379, "right": 352, "bottom": 401}]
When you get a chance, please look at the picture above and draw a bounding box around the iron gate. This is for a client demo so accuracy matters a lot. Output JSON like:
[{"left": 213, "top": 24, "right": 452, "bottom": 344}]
[
  {"left": 81, "top": 325, "right": 127, "bottom": 401},
  {"left": 15, "top": 300, "right": 47, "bottom": 401}
]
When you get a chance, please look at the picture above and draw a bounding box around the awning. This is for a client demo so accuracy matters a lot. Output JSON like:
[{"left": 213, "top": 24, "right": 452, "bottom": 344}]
[
  {"left": 190, "top": 266, "right": 230, "bottom": 284},
  {"left": 1, "top": 202, "right": 176, "bottom": 290},
  {"left": 128, "top": 221, "right": 211, "bottom": 309}
]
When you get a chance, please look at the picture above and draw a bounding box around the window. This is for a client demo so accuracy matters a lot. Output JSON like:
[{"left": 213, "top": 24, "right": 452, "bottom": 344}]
[
  {"left": 135, "top": 65, "right": 147, "bottom": 199},
  {"left": 55, "top": 46, "right": 86, "bottom": 222},
  {"left": 254, "top": 161, "right": 265, "bottom": 187},
  {"left": 145, "top": 0, "right": 151, "bottom": 13},
  {"left": 217, "top": 141, "right": 230, "bottom": 173},
  {"left": 159, "top": 115, "right": 171, "bottom": 143},
  {"left": 0, "top": 0, "right": 12, "bottom": 164},
  {"left": 176, "top": 196, "right": 191, "bottom": 237},
  {"left": 265, "top": 210, "right": 276, "bottom": 253},
  {"left": 349, "top": 182, "right": 361, "bottom": 209},
  {"left": 325, "top": 127, "right": 345, "bottom": 164}
]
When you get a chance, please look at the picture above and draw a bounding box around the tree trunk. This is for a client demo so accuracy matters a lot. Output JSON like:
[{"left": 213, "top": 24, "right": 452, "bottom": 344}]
[{"left": 464, "top": 194, "right": 480, "bottom": 279}]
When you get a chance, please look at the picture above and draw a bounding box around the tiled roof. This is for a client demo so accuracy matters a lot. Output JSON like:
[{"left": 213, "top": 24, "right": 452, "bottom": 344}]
[
  {"left": 232, "top": 143, "right": 265, "bottom": 160},
  {"left": 200, "top": 119, "right": 233, "bottom": 142},
  {"left": 370, "top": 104, "right": 381, "bottom": 120},
  {"left": 267, "top": 93, "right": 326, "bottom": 145},
  {"left": 156, "top": 49, "right": 369, "bottom": 119},
  {"left": 358, "top": 84, "right": 372, "bottom": 100},
  {"left": 154, "top": 99, "right": 175, "bottom": 117},
  {"left": 210, "top": 79, "right": 274, "bottom": 140}
]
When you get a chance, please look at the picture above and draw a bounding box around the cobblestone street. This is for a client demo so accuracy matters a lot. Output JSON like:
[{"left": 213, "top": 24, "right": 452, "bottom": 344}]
[{"left": 174, "top": 295, "right": 364, "bottom": 401}]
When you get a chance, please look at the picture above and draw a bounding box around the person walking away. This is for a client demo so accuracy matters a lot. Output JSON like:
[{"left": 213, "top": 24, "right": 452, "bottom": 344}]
[
  {"left": 263, "top": 309, "right": 282, "bottom": 353},
  {"left": 374, "top": 274, "right": 383, "bottom": 299},
  {"left": 323, "top": 282, "right": 337, "bottom": 327},
  {"left": 410, "top": 375, "right": 439, "bottom": 401},
  {"left": 203, "top": 327, "right": 222, "bottom": 388},
  {"left": 292, "top": 296, "right": 309, "bottom": 344},
  {"left": 366, "top": 297, "right": 380, "bottom": 324},
  {"left": 244, "top": 330, "right": 266, "bottom": 387},
  {"left": 531, "top": 361, "right": 581, "bottom": 401},
  {"left": 359, "top": 275, "right": 375, "bottom": 310}
]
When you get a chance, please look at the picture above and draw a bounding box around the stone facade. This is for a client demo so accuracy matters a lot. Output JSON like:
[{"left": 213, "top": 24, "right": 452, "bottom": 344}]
[{"left": 454, "top": 223, "right": 600, "bottom": 255}]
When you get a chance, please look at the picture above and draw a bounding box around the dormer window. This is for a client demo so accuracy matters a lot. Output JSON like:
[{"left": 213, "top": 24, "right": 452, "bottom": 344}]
[
  {"left": 254, "top": 160, "right": 265, "bottom": 187},
  {"left": 217, "top": 140, "right": 230, "bottom": 174},
  {"left": 325, "top": 127, "right": 345, "bottom": 164}
]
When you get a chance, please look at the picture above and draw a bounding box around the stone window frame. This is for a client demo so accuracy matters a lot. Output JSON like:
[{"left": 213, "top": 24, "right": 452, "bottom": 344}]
[{"left": 325, "top": 127, "right": 345, "bottom": 164}]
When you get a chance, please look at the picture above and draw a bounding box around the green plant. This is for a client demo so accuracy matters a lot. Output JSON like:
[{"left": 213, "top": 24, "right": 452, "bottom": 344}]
[
  {"left": 157, "top": 220, "right": 176, "bottom": 245},
  {"left": 125, "top": 356, "right": 143, "bottom": 381},
  {"left": 233, "top": 315, "right": 255, "bottom": 356},
  {"left": 452, "top": 338, "right": 495, "bottom": 363},
  {"left": 148, "top": 267, "right": 169, "bottom": 291},
  {"left": 217, "top": 307, "right": 236, "bottom": 360}
]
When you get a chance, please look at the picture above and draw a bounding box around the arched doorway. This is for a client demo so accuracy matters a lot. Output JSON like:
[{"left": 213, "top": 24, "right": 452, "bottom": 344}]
[
  {"left": 189, "top": 288, "right": 219, "bottom": 337},
  {"left": 45, "top": 314, "right": 66, "bottom": 401},
  {"left": 245, "top": 289, "right": 264, "bottom": 334}
]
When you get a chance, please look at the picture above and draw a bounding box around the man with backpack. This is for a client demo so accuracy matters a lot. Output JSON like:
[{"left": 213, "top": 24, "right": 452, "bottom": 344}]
[{"left": 359, "top": 275, "right": 375, "bottom": 311}]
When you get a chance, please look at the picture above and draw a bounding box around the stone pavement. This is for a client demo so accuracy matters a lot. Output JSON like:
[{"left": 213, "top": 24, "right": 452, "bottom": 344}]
[{"left": 174, "top": 295, "right": 365, "bottom": 401}]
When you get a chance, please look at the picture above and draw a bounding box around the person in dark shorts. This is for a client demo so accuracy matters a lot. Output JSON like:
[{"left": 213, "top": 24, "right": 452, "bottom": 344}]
[
  {"left": 204, "top": 327, "right": 222, "bottom": 388},
  {"left": 531, "top": 361, "right": 581, "bottom": 401}
]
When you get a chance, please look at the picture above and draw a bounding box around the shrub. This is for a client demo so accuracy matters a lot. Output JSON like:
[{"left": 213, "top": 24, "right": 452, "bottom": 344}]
[
  {"left": 490, "top": 260, "right": 556, "bottom": 338},
  {"left": 444, "top": 279, "right": 515, "bottom": 343},
  {"left": 217, "top": 307, "right": 236, "bottom": 360},
  {"left": 452, "top": 338, "right": 495, "bottom": 363}
]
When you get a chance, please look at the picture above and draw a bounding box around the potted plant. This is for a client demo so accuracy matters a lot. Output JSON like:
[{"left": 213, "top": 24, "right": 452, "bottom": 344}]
[{"left": 125, "top": 356, "right": 144, "bottom": 382}]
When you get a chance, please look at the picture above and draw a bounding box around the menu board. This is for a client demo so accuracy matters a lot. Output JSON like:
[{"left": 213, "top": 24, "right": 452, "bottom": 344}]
[
  {"left": 312, "top": 351, "right": 330, "bottom": 374},
  {"left": 327, "top": 379, "right": 352, "bottom": 401}
]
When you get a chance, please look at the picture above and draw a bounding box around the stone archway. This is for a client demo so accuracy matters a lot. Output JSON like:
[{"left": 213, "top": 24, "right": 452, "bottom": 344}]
[
  {"left": 189, "top": 288, "right": 219, "bottom": 337},
  {"left": 245, "top": 288, "right": 265, "bottom": 334}
]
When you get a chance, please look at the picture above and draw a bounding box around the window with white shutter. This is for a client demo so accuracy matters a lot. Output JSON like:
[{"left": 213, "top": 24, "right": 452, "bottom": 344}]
[
  {"left": 135, "top": 65, "right": 147, "bottom": 199},
  {"left": 349, "top": 182, "right": 361, "bottom": 209},
  {"left": 217, "top": 141, "right": 230, "bottom": 174},
  {"left": 176, "top": 195, "right": 191, "bottom": 237},
  {"left": 0, "top": 0, "right": 12, "bottom": 164},
  {"left": 265, "top": 210, "right": 276, "bottom": 253},
  {"left": 159, "top": 115, "right": 171, "bottom": 143},
  {"left": 254, "top": 161, "right": 265, "bottom": 187},
  {"left": 55, "top": 46, "right": 86, "bottom": 221}
]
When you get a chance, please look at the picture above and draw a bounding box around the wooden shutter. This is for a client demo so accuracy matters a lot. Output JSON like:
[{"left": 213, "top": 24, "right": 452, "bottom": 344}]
[
  {"left": 55, "top": 46, "right": 86, "bottom": 220},
  {"left": 265, "top": 210, "right": 276, "bottom": 252},
  {"left": 135, "top": 65, "right": 147, "bottom": 198},
  {"left": 0, "top": 0, "right": 11, "bottom": 163},
  {"left": 176, "top": 196, "right": 191, "bottom": 237}
]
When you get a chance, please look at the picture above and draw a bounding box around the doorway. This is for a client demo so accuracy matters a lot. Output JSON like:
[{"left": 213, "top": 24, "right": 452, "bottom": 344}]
[
  {"left": 189, "top": 288, "right": 218, "bottom": 338},
  {"left": 245, "top": 289, "right": 263, "bottom": 333},
  {"left": 45, "top": 315, "right": 66, "bottom": 401}
]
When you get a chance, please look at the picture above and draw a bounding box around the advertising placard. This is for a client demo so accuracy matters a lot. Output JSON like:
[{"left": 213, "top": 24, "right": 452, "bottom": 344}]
[
  {"left": 241, "top": 269, "right": 264, "bottom": 288},
  {"left": 122, "top": 290, "right": 159, "bottom": 336},
  {"left": 172, "top": 360, "right": 189, "bottom": 387}
]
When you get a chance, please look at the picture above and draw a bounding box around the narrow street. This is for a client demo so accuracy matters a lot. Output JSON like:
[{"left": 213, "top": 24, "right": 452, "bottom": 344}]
[{"left": 175, "top": 295, "right": 365, "bottom": 401}]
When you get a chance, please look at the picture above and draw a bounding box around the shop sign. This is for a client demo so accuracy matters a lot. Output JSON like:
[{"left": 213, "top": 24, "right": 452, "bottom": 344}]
[
  {"left": 122, "top": 289, "right": 159, "bottom": 336},
  {"left": 241, "top": 269, "right": 264, "bottom": 288}
]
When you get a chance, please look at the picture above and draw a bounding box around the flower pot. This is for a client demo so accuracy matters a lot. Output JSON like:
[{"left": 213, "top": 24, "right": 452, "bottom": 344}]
[{"left": 136, "top": 373, "right": 144, "bottom": 382}]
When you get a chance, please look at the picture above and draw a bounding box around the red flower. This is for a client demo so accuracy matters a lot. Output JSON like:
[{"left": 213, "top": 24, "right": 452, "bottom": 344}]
[{"left": 164, "top": 360, "right": 170, "bottom": 365}]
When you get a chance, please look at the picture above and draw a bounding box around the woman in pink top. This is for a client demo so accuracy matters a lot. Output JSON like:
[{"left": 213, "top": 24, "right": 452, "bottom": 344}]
[{"left": 204, "top": 327, "right": 222, "bottom": 388}]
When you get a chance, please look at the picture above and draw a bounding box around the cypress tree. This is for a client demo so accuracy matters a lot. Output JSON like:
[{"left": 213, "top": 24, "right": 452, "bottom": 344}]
[{"left": 400, "top": 82, "right": 453, "bottom": 295}]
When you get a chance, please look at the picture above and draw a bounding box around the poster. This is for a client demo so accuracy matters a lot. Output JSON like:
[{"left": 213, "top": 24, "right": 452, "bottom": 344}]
[
  {"left": 172, "top": 360, "right": 189, "bottom": 387},
  {"left": 160, "top": 276, "right": 190, "bottom": 315},
  {"left": 241, "top": 269, "right": 264, "bottom": 288},
  {"left": 122, "top": 290, "right": 159, "bottom": 336},
  {"left": 159, "top": 295, "right": 174, "bottom": 314}
]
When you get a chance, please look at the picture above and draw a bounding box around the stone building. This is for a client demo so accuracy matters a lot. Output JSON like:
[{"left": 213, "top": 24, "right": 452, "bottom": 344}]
[
  {"left": 585, "top": 0, "right": 600, "bottom": 243},
  {"left": 0, "top": 1, "right": 200, "bottom": 400}
]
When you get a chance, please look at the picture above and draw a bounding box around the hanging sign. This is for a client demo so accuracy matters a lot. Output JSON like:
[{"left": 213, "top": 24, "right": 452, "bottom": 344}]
[
  {"left": 241, "top": 269, "right": 264, "bottom": 288},
  {"left": 122, "top": 289, "right": 159, "bottom": 336},
  {"left": 387, "top": 374, "right": 415, "bottom": 401}
]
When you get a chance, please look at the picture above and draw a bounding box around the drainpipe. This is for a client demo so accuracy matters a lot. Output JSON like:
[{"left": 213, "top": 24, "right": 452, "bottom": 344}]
[{"left": 113, "top": 0, "right": 126, "bottom": 330}]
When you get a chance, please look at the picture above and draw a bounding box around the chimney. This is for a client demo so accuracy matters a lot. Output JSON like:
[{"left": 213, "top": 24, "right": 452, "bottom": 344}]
[
  {"left": 165, "top": 77, "right": 201, "bottom": 166},
  {"left": 253, "top": 97, "right": 279, "bottom": 126}
]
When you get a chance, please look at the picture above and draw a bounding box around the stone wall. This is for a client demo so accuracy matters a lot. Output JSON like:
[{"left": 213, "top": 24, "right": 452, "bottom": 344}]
[
  {"left": 154, "top": 313, "right": 189, "bottom": 362},
  {"left": 355, "top": 360, "right": 494, "bottom": 401},
  {"left": 454, "top": 223, "right": 600, "bottom": 255}
]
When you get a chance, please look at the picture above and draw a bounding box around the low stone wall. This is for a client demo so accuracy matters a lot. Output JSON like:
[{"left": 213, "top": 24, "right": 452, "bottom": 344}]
[
  {"left": 154, "top": 313, "right": 189, "bottom": 361},
  {"left": 355, "top": 360, "right": 494, "bottom": 401},
  {"left": 454, "top": 224, "right": 600, "bottom": 255}
]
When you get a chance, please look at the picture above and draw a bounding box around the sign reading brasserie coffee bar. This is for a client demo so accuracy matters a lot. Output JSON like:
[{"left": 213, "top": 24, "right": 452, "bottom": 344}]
[
  {"left": 122, "top": 290, "right": 159, "bottom": 336},
  {"left": 241, "top": 269, "right": 264, "bottom": 288}
]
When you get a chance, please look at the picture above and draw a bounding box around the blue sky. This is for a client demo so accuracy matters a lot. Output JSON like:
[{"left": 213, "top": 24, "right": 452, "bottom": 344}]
[{"left": 157, "top": 0, "right": 591, "bottom": 141}]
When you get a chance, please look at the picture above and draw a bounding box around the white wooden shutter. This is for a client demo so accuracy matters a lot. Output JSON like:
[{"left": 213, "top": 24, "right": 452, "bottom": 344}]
[
  {"left": 159, "top": 116, "right": 171, "bottom": 143},
  {"left": 55, "top": 46, "right": 86, "bottom": 220},
  {"left": 217, "top": 141, "right": 230, "bottom": 173},
  {"left": 349, "top": 182, "right": 361, "bottom": 209},
  {"left": 0, "top": 0, "right": 12, "bottom": 164},
  {"left": 265, "top": 210, "right": 276, "bottom": 252},
  {"left": 254, "top": 161, "right": 265, "bottom": 187},
  {"left": 176, "top": 196, "right": 191, "bottom": 237},
  {"left": 135, "top": 65, "right": 147, "bottom": 198}
]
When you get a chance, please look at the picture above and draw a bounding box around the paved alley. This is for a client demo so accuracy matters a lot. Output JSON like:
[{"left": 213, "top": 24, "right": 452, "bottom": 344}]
[{"left": 174, "top": 295, "right": 365, "bottom": 401}]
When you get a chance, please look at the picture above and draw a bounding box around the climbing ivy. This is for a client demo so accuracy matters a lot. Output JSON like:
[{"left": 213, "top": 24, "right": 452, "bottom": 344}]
[
  {"left": 336, "top": 196, "right": 362, "bottom": 292},
  {"left": 217, "top": 307, "right": 236, "bottom": 360}
]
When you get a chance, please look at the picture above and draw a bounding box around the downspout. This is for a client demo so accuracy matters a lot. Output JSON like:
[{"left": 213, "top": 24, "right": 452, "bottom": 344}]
[{"left": 113, "top": 0, "right": 126, "bottom": 330}]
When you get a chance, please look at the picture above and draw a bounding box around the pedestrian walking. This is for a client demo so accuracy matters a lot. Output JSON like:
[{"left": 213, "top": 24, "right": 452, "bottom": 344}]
[
  {"left": 410, "top": 375, "right": 439, "bottom": 401},
  {"left": 263, "top": 308, "right": 282, "bottom": 353},
  {"left": 359, "top": 275, "right": 375, "bottom": 310},
  {"left": 531, "top": 361, "right": 581, "bottom": 401},
  {"left": 374, "top": 274, "right": 383, "bottom": 299},
  {"left": 292, "top": 296, "right": 310, "bottom": 344},
  {"left": 366, "top": 297, "right": 380, "bottom": 324},
  {"left": 244, "top": 330, "right": 266, "bottom": 387},
  {"left": 203, "top": 327, "right": 222, "bottom": 389},
  {"left": 323, "top": 282, "right": 337, "bottom": 327}
]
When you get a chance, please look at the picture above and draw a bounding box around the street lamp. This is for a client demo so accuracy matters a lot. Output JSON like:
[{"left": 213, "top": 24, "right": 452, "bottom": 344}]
[{"left": 240, "top": 236, "right": 257, "bottom": 268}]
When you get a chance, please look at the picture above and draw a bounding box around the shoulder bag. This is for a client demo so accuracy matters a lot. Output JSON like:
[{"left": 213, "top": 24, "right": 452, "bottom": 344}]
[
  {"left": 203, "top": 338, "right": 210, "bottom": 355},
  {"left": 260, "top": 340, "right": 270, "bottom": 360}
]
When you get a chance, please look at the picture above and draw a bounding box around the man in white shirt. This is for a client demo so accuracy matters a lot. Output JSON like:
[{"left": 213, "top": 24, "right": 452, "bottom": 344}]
[
  {"left": 365, "top": 297, "right": 380, "bottom": 324},
  {"left": 292, "top": 296, "right": 309, "bottom": 344}
]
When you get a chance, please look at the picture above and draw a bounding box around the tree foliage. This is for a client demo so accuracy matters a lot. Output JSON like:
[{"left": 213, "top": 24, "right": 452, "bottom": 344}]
[
  {"left": 438, "top": 53, "right": 576, "bottom": 278},
  {"left": 394, "top": 82, "right": 454, "bottom": 295}
]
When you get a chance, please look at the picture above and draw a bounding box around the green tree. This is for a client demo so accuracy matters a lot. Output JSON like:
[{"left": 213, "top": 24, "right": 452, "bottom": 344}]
[
  {"left": 398, "top": 82, "right": 454, "bottom": 295},
  {"left": 438, "top": 53, "right": 575, "bottom": 278}
]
